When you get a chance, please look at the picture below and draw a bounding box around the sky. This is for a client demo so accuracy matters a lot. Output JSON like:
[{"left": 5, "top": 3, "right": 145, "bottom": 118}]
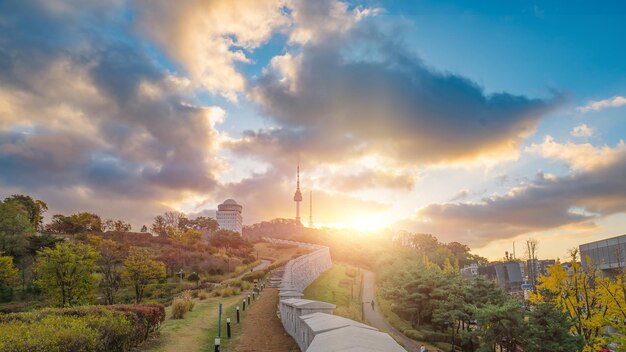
[{"left": 1, "top": 0, "right": 626, "bottom": 261}]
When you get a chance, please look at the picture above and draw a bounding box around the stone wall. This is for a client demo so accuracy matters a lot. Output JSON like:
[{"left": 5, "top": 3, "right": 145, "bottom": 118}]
[{"left": 266, "top": 238, "right": 407, "bottom": 352}]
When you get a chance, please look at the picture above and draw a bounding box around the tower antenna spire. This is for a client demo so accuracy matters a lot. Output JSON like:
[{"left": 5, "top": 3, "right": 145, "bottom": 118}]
[{"left": 293, "top": 160, "right": 303, "bottom": 224}]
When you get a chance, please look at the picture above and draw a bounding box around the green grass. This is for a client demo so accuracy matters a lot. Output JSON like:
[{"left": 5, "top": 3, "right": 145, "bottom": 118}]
[{"left": 303, "top": 263, "right": 362, "bottom": 322}]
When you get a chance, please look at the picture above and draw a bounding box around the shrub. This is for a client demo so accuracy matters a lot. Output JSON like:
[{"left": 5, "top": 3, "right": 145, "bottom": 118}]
[
  {"left": 198, "top": 290, "right": 210, "bottom": 300},
  {"left": 0, "top": 305, "right": 164, "bottom": 352},
  {"left": 170, "top": 291, "right": 194, "bottom": 319},
  {"left": 212, "top": 287, "right": 238, "bottom": 297},
  {"left": 171, "top": 299, "right": 188, "bottom": 319}
]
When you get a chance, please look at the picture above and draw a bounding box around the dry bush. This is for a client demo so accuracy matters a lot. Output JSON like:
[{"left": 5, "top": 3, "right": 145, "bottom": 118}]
[
  {"left": 198, "top": 290, "right": 210, "bottom": 300},
  {"left": 170, "top": 291, "right": 194, "bottom": 319}
]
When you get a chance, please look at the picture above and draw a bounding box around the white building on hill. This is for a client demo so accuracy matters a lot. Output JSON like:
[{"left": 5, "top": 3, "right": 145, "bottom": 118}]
[{"left": 216, "top": 199, "right": 242, "bottom": 234}]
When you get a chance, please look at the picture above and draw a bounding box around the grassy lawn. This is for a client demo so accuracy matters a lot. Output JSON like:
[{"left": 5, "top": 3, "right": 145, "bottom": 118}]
[
  {"left": 303, "top": 263, "right": 363, "bottom": 322},
  {"left": 144, "top": 288, "right": 264, "bottom": 352}
]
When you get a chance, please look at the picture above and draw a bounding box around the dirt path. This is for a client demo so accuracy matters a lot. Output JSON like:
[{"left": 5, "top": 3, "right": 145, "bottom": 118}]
[
  {"left": 234, "top": 288, "right": 299, "bottom": 352},
  {"left": 362, "top": 270, "right": 434, "bottom": 352}
]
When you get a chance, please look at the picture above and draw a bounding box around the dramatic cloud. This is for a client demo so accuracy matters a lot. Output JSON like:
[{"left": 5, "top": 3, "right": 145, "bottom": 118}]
[
  {"left": 571, "top": 123, "right": 593, "bottom": 137},
  {"left": 577, "top": 95, "right": 626, "bottom": 113},
  {"left": 133, "top": 0, "right": 290, "bottom": 100},
  {"left": 400, "top": 140, "right": 626, "bottom": 247},
  {"left": 0, "top": 1, "right": 224, "bottom": 225},
  {"left": 239, "top": 14, "right": 561, "bottom": 168}
]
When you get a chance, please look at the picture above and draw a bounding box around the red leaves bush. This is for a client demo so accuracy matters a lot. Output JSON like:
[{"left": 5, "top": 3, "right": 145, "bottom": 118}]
[
  {"left": 0, "top": 304, "right": 165, "bottom": 352},
  {"left": 109, "top": 304, "right": 165, "bottom": 342}
]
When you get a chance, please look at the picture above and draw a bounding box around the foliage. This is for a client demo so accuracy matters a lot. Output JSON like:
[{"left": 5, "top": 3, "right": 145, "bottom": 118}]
[
  {"left": 44, "top": 212, "right": 103, "bottom": 235},
  {"left": 152, "top": 212, "right": 217, "bottom": 240},
  {"left": 187, "top": 271, "right": 200, "bottom": 289},
  {"left": 34, "top": 242, "right": 100, "bottom": 307},
  {"left": 0, "top": 200, "right": 34, "bottom": 260},
  {"left": 88, "top": 236, "right": 127, "bottom": 305},
  {"left": 210, "top": 229, "right": 253, "bottom": 254},
  {"left": 121, "top": 247, "right": 166, "bottom": 303},
  {"left": 521, "top": 303, "right": 583, "bottom": 352},
  {"left": 198, "top": 290, "right": 210, "bottom": 300},
  {"left": 531, "top": 249, "right": 626, "bottom": 351},
  {"left": 0, "top": 304, "right": 164, "bottom": 351},
  {"left": 170, "top": 291, "right": 195, "bottom": 319},
  {"left": 103, "top": 219, "right": 132, "bottom": 232},
  {"left": 3, "top": 194, "right": 48, "bottom": 230},
  {"left": 0, "top": 255, "right": 19, "bottom": 286}
]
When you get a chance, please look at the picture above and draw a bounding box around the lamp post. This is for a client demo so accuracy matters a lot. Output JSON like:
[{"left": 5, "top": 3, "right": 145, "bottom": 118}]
[{"left": 177, "top": 269, "right": 184, "bottom": 284}]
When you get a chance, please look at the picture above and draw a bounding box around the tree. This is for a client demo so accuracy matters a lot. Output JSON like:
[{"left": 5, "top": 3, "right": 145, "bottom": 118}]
[
  {"left": 4, "top": 195, "right": 48, "bottom": 230},
  {"left": 187, "top": 272, "right": 200, "bottom": 289},
  {"left": 140, "top": 225, "right": 148, "bottom": 232},
  {"left": 0, "top": 255, "right": 18, "bottom": 286},
  {"left": 522, "top": 303, "right": 583, "bottom": 352},
  {"left": 151, "top": 215, "right": 167, "bottom": 237},
  {"left": 34, "top": 242, "right": 100, "bottom": 307},
  {"left": 0, "top": 255, "right": 19, "bottom": 302},
  {"left": 103, "top": 219, "right": 131, "bottom": 232},
  {"left": 121, "top": 247, "right": 166, "bottom": 303},
  {"left": 44, "top": 212, "right": 103, "bottom": 235},
  {"left": 526, "top": 238, "right": 539, "bottom": 292},
  {"left": 530, "top": 250, "right": 606, "bottom": 351},
  {"left": 88, "top": 236, "right": 126, "bottom": 305},
  {"left": 474, "top": 300, "right": 523, "bottom": 352},
  {"left": 0, "top": 201, "right": 33, "bottom": 259}
]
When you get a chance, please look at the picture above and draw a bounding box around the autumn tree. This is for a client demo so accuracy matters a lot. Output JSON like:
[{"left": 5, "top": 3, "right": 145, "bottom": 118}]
[
  {"left": 530, "top": 250, "right": 606, "bottom": 351},
  {"left": 103, "top": 219, "right": 132, "bottom": 232},
  {"left": 44, "top": 212, "right": 103, "bottom": 235},
  {"left": 88, "top": 236, "right": 126, "bottom": 304},
  {"left": 122, "top": 247, "right": 166, "bottom": 303},
  {"left": 34, "top": 242, "right": 100, "bottom": 307}
]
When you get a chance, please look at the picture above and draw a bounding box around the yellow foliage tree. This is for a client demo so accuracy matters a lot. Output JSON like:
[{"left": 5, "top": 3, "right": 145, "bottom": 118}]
[
  {"left": 0, "top": 255, "right": 19, "bottom": 286},
  {"left": 530, "top": 249, "right": 626, "bottom": 351}
]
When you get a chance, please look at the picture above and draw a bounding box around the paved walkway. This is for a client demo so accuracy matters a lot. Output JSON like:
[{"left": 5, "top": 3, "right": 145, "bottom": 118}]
[
  {"left": 362, "top": 270, "right": 428, "bottom": 352},
  {"left": 234, "top": 260, "right": 271, "bottom": 280}
]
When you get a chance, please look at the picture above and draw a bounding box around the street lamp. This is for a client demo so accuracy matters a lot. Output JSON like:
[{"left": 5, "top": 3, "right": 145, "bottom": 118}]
[{"left": 177, "top": 269, "right": 184, "bottom": 284}]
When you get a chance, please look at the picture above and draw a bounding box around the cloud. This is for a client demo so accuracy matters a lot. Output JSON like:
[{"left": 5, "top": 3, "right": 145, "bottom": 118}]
[
  {"left": 399, "top": 141, "right": 626, "bottom": 247},
  {"left": 0, "top": 0, "right": 225, "bottom": 225},
  {"left": 450, "top": 189, "right": 470, "bottom": 201},
  {"left": 577, "top": 95, "right": 626, "bottom": 113},
  {"left": 238, "top": 15, "right": 562, "bottom": 168},
  {"left": 288, "top": 0, "right": 380, "bottom": 44},
  {"left": 570, "top": 123, "right": 593, "bottom": 137},
  {"left": 526, "top": 136, "right": 625, "bottom": 172},
  {"left": 324, "top": 169, "right": 415, "bottom": 192},
  {"left": 133, "top": 0, "right": 290, "bottom": 100}
]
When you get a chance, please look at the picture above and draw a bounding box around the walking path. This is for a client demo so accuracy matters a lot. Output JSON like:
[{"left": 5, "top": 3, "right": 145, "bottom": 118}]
[
  {"left": 234, "top": 259, "right": 271, "bottom": 280},
  {"left": 362, "top": 270, "right": 427, "bottom": 352},
  {"left": 234, "top": 288, "right": 299, "bottom": 352}
]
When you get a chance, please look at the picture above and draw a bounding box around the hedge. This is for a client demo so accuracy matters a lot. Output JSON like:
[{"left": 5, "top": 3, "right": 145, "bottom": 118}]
[{"left": 0, "top": 304, "right": 165, "bottom": 352}]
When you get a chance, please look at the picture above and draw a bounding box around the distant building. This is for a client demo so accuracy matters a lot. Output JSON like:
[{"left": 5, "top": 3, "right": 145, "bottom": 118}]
[
  {"left": 216, "top": 199, "right": 243, "bottom": 234},
  {"left": 460, "top": 264, "right": 479, "bottom": 279},
  {"left": 526, "top": 259, "right": 556, "bottom": 286},
  {"left": 580, "top": 234, "right": 626, "bottom": 275},
  {"left": 477, "top": 261, "right": 525, "bottom": 293}
]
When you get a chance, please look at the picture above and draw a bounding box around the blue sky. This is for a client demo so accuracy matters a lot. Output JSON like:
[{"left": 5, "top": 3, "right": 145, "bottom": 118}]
[{"left": 1, "top": 0, "right": 625, "bottom": 260}]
